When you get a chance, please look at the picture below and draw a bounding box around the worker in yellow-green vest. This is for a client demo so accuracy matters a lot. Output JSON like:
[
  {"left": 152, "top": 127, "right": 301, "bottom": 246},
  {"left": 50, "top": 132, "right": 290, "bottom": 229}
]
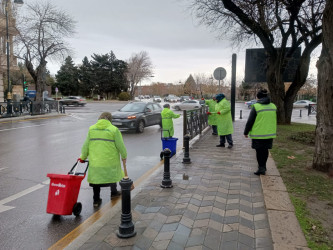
[
  {"left": 205, "top": 96, "right": 218, "bottom": 135},
  {"left": 161, "top": 103, "right": 180, "bottom": 138},
  {"left": 79, "top": 112, "right": 127, "bottom": 207},
  {"left": 215, "top": 93, "right": 234, "bottom": 148},
  {"left": 244, "top": 89, "right": 277, "bottom": 175}
]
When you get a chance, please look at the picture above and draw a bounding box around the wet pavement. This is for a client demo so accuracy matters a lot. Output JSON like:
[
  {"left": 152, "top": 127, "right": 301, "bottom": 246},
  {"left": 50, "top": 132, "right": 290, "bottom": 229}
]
[{"left": 64, "top": 119, "right": 308, "bottom": 250}]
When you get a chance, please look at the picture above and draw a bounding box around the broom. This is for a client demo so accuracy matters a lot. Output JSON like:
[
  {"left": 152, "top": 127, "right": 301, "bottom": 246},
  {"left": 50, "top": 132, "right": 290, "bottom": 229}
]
[{"left": 123, "top": 160, "right": 135, "bottom": 190}]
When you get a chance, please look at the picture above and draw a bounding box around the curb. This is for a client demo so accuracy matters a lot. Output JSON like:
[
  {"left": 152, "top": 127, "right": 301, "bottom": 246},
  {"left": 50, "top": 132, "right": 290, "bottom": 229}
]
[
  {"left": 0, "top": 113, "right": 67, "bottom": 123},
  {"left": 262, "top": 156, "right": 310, "bottom": 250}
]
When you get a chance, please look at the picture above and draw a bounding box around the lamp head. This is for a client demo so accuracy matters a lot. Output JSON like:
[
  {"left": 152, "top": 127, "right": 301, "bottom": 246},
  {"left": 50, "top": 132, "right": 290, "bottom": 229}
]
[{"left": 14, "top": 0, "right": 24, "bottom": 4}]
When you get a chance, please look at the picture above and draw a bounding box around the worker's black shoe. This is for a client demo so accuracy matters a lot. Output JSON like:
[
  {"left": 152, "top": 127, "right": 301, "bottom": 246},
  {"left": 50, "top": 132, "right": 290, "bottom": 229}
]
[
  {"left": 111, "top": 191, "right": 121, "bottom": 198},
  {"left": 227, "top": 144, "right": 233, "bottom": 149},
  {"left": 93, "top": 198, "right": 102, "bottom": 207},
  {"left": 216, "top": 144, "right": 225, "bottom": 147},
  {"left": 254, "top": 170, "right": 266, "bottom": 176}
]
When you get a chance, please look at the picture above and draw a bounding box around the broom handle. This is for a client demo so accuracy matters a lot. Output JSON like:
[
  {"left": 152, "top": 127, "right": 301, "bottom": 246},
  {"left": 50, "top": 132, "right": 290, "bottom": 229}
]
[{"left": 123, "top": 159, "right": 128, "bottom": 177}]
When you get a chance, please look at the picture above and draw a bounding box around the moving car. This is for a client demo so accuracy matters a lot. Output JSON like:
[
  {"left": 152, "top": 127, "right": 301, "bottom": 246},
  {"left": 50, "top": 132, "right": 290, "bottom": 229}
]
[
  {"left": 179, "top": 96, "right": 190, "bottom": 102},
  {"left": 59, "top": 96, "right": 87, "bottom": 106},
  {"left": 111, "top": 102, "right": 162, "bottom": 133},
  {"left": 172, "top": 100, "right": 202, "bottom": 111},
  {"left": 245, "top": 99, "right": 257, "bottom": 109},
  {"left": 293, "top": 100, "right": 316, "bottom": 108},
  {"left": 153, "top": 96, "right": 162, "bottom": 102}
]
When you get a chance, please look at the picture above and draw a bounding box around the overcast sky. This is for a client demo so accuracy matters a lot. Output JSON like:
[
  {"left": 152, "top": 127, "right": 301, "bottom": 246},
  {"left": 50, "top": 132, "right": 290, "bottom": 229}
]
[{"left": 25, "top": 0, "right": 319, "bottom": 85}]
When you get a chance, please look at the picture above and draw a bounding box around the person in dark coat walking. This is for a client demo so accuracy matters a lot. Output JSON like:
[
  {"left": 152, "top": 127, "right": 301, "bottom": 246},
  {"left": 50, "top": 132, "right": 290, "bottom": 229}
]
[{"left": 244, "top": 89, "right": 277, "bottom": 175}]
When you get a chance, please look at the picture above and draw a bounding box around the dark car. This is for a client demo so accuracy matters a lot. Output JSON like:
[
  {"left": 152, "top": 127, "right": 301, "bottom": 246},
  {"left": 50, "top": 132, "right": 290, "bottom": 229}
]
[
  {"left": 111, "top": 102, "right": 162, "bottom": 133},
  {"left": 245, "top": 99, "right": 257, "bottom": 109},
  {"left": 59, "top": 96, "right": 87, "bottom": 106}
]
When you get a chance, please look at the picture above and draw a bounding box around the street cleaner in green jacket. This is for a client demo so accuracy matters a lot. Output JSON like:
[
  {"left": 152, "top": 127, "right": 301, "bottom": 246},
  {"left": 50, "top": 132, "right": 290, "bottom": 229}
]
[
  {"left": 215, "top": 93, "right": 234, "bottom": 149},
  {"left": 79, "top": 112, "right": 127, "bottom": 207},
  {"left": 205, "top": 96, "right": 218, "bottom": 135},
  {"left": 161, "top": 103, "right": 180, "bottom": 138},
  {"left": 244, "top": 89, "right": 277, "bottom": 175}
]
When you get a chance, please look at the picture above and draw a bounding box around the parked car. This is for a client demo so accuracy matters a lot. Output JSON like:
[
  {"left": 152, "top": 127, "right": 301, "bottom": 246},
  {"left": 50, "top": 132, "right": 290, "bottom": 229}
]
[
  {"left": 145, "top": 95, "right": 150, "bottom": 99},
  {"left": 164, "top": 94, "right": 178, "bottom": 103},
  {"left": 153, "top": 96, "right": 162, "bottom": 102},
  {"left": 179, "top": 96, "right": 190, "bottom": 102},
  {"left": 172, "top": 100, "right": 202, "bottom": 111},
  {"left": 293, "top": 100, "right": 316, "bottom": 108},
  {"left": 59, "top": 96, "right": 87, "bottom": 106},
  {"left": 111, "top": 102, "right": 162, "bottom": 133},
  {"left": 138, "top": 95, "right": 144, "bottom": 100},
  {"left": 245, "top": 99, "right": 257, "bottom": 109}
]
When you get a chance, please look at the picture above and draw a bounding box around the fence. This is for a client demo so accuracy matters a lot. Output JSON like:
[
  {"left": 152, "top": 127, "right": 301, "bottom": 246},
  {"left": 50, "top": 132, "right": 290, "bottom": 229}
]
[
  {"left": 182, "top": 106, "right": 209, "bottom": 145},
  {"left": 0, "top": 101, "right": 65, "bottom": 118},
  {"left": 308, "top": 104, "right": 317, "bottom": 116}
]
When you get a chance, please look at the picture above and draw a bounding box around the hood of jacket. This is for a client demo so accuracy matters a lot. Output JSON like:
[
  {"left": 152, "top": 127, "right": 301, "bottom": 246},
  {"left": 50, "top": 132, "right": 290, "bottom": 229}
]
[
  {"left": 215, "top": 93, "right": 225, "bottom": 103},
  {"left": 95, "top": 119, "right": 112, "bottom": 129},
  {"left": 257, "top": 96, "right": 271, "bottom": 105}
]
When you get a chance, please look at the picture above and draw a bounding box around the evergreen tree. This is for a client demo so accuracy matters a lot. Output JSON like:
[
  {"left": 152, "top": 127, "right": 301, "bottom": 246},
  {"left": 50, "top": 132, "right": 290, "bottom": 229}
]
[
  {"left": 184, "top": 74, "right": 196, "bottom": 96},
  {"left": 78, "top": 57, "right": 95, "bottom": 97},
  {"left": 56, "top": 56, "right": 79, "bottom": 96}
]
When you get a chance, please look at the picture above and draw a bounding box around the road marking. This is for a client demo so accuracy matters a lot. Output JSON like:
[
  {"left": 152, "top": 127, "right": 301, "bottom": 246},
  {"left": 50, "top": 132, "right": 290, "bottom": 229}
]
[
  {"left": 0, "top": 124, "right": 46, "bottom": 132},
  {"left": 0, "top": 167, "right": 8, "bottom": 171},
  {"left": 0, "top": 180, "right": 49, "bottom": 213},
  {"left": 68, "top": 114, "right": 84, "bottom": 120}
]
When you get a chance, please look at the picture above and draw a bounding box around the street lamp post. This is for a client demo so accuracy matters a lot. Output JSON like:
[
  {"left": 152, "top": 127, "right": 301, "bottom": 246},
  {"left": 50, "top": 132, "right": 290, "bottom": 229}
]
[{"left": 5, "top": 0, "right": 23, "bottom": 115}]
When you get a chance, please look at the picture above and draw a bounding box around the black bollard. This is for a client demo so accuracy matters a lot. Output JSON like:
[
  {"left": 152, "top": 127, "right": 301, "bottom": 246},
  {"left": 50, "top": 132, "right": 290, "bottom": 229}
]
[
  {"left": 182, "top": 134, "right": 191, "bottom": 164},
  {"left": 117, "top": 176, "right": 136, "bottom": 238},
  {"left": 161, "top": 148, "right": 173, "bottom": 188},
  {"left": 240, "top": 110, "right": 242, "bottom": 119},
  {"left": 299, "top": 109, "right": 302, "bottom": 117}
]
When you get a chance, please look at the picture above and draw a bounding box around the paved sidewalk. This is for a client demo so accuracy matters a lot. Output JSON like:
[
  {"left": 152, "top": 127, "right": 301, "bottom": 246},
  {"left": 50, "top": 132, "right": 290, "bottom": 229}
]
[{"left": 66, "top": 119, "right": 308, "bottom": 250}]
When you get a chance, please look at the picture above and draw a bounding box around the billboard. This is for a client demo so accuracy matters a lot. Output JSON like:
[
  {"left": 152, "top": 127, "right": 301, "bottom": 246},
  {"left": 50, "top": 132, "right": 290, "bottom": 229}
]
[{"left": 244, "top": 47, "right": 301, "bottom": 83}]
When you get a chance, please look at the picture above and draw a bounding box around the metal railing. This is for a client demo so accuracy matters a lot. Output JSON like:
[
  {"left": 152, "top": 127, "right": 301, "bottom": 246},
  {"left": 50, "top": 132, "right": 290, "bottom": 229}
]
[
  {"left": 308, "top": 104, "right": 317, "bottom": 116},
  {"left": 0, "top": 101, "right": 65, "bottom": 118},
  {"left": 183, "top": 106, "right": 209, "bottom": 143}
]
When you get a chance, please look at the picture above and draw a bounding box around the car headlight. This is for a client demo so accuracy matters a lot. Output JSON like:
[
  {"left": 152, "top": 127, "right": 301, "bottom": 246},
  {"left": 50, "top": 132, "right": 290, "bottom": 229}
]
[{"left": 127, "top": 116, "right": 136, "bottom": 119}]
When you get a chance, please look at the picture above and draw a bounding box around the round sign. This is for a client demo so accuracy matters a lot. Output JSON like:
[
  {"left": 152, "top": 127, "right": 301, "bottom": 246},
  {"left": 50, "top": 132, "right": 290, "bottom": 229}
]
[
  {"left": 213, "top": 67, "right": 226, "bottom": 80},
  {"left": 55, "top": 87, "right": 58, "bottom": 93}
]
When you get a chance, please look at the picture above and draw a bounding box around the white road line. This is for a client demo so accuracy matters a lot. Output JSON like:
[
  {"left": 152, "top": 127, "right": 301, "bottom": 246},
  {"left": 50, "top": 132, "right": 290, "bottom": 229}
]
[
  {"left": 0, "top": 124, "right": 46, "bottom": 132},
  {"left": 0, "top": 167, "right": 8, "bottom": 171},
  {"left": 0, "top": 180, "right": 49, "bottom": 213}
]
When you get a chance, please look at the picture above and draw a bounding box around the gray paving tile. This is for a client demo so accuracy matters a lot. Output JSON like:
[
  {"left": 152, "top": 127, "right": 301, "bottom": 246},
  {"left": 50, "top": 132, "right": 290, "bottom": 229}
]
[
  {"left": 224, "top": 216, "right": 240, "bottom": 224},
  {"left": 256, "top": 237, "right": 273, "bottom": 248},
  {"left": 171, "top": 224, "right": 191, "bottom": 246},
  {"left": 222, "top": 231, "right": 239, "bottom": 242},
  {"left": 219, "top": 240, "right": 237, "bottom": 250},
  {"left": 240, "top": 217, "right": 255, "bottom": 230},
  {"left": 160, "top": 223, "right": 179, "bottom": 232},
  {"left": 238, "top": 233, "right": 255, "bottom": 248},
  {"left": 254, "top": 219, "right": 270, "bottom": 229},
  {"left": 134, "top": 235, "right": 153, "bottom": 249}
]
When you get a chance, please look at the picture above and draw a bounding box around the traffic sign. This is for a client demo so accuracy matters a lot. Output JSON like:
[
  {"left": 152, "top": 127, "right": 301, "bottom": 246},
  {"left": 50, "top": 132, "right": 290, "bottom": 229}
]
[{"left": 213, "top": 67, "right": 226, "bottom": 80}]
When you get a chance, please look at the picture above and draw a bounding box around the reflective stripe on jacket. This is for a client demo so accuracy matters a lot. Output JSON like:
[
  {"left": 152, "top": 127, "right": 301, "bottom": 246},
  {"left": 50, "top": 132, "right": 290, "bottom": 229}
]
[
  {"left": 161, "top": 108, "right": 180, "bottom": 137},
  {"left": 249, "top": 103, "right": 277, "bottom": 139},
  {"left": 80, "top": 119, "right": 127, "bottom": 184}
]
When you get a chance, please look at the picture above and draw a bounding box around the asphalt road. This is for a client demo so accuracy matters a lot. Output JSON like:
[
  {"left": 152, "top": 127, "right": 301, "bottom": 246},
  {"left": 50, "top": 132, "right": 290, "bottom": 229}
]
[{"left": 0, "top": 100, "right": 315, "bottom": 249}]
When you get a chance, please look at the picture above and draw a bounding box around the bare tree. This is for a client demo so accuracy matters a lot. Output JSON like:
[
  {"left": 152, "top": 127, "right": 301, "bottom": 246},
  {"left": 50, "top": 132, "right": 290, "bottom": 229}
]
[
  {"left": 15, "top": 1, "right": 76, "bottom": 101},
  {"left": 189, "top": 0, "right": 324, "bottom": 124},
  {"left": 126, "top": 51, "right": 153, "bottom": 100},
  {"left": 313, "top": 0, "right": 333, "bottom": 174}
]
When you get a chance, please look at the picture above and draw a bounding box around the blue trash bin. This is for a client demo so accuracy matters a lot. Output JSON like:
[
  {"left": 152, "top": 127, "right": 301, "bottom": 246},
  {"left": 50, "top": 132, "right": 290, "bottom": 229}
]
[{"left": 162, "top": 137, "right": 178, "bottom": 156}]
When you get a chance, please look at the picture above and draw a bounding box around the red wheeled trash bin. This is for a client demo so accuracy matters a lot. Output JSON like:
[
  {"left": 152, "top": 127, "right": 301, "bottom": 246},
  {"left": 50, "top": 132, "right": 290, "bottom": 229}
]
[{"left": 46, "top": 161, "right": 88, "bottom": 216}]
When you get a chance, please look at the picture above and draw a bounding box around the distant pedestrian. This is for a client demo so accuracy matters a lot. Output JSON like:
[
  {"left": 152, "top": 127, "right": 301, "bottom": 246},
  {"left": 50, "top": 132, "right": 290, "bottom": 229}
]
[
  {"left": 78, "top": 112, "right": 127, "bottom": 207},
  {"left": 244, "top": 89, "right": 277, "bottom": 175},
  {"left": 161, "top": 103, "right": 180, "bottom": 138},
  {"left": 215, "top": 93, "right": 234, "bottom": 148},
  {"left": 205, "top": 97, "right": 218, "bottom": 135}
]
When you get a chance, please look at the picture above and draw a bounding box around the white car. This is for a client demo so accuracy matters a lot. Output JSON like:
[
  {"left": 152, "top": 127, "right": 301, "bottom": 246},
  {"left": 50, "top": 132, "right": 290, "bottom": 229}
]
[
  {"left": 293, "top": 100, "right": 316, "bottom": 108},
  {"left": 173, "top": 100, "right": 202, "bottom": 111},
  {"left": 153, "top": 96, "right": 162, "bottom": 102}
]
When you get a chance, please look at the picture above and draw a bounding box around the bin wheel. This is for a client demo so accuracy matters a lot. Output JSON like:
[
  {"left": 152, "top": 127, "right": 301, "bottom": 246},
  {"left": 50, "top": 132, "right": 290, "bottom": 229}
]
[
  {"left": 160, "top": 151, "right": 164, "bottom": 160},
  {"left": 73, "top": 202, "right": 82, "bottom": 216}
]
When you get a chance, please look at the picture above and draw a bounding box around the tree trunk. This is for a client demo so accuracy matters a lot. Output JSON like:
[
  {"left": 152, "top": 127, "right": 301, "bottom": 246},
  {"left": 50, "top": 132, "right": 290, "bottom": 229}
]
[{"left": 313, "top": 0, "right": 333, "bottom": 174}]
